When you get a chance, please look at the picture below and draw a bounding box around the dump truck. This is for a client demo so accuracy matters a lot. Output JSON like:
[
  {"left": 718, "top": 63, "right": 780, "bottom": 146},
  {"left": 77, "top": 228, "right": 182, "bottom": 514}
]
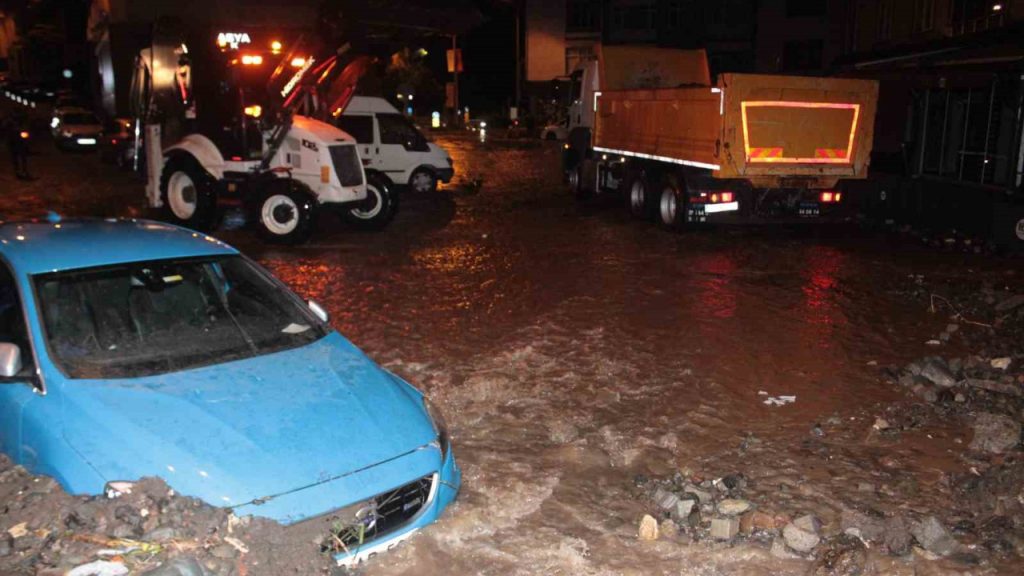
[{"left": 564, "top": 47, "right": 879, "bottom": 226}]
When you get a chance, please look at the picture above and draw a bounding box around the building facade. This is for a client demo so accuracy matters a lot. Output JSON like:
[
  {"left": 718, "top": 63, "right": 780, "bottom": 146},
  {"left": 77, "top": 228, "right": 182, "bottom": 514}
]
[
  {"left": 836, "top": 0, "right": 1024, "bottom": 240},
  {"left": 755, "top": 0, "right": 851, "bottom": 74}
]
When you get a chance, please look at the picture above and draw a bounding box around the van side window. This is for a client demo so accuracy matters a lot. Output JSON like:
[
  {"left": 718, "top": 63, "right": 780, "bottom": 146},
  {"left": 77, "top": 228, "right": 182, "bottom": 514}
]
[
  {"left": 0, "top": 265, "right": 34, "bottom": 374},
  {"left": 336, "top": 115, "right": 373, "bottom": 144},
  {"left": 377, "top": 113, "right": 426, "bottom": 150}
]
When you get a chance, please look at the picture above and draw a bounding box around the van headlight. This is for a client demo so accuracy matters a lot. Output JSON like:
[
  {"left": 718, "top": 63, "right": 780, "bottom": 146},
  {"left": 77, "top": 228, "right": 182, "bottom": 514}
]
[{"left": 423, "top": 398, "right": 450, "bottom": 460}]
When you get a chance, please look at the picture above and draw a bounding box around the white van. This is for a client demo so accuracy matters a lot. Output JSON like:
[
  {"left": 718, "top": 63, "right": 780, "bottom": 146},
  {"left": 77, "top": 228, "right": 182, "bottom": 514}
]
[{"left": 336, "top": 96, "right": 454, "bottom": 193}]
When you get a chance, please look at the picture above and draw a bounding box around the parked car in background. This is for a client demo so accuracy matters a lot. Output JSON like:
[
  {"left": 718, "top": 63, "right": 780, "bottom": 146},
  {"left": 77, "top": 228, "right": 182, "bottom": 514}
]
[
  {"left": 0, "top": 218, "right": 460, "bottom": 567},
  {"left": 540, "top": 121, "right": 568, "bottom": 141},
  {"left": 51, "top": 108, "right": 103, "bottom": 151},
  {"left": 336, "top": 96, "right": 454, "bottom": 193},
  {"left": 99, "top": 117, "right": 137, "bottom": 167}
]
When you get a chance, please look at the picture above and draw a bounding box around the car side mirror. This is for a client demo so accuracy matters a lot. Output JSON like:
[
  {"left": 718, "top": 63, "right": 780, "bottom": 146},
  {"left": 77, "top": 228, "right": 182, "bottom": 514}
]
[
  {"left": 307, "top": 300, "right": 329, "bottom": 324},
  {"left": 0, "top": 343, "right": 23, "bottom": 378}
]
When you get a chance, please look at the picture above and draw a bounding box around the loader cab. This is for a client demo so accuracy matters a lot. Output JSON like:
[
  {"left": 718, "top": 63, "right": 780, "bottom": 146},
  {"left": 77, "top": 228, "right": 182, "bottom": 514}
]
[{"left": 335, "top": 96, "right": 454, "bottom": 193}]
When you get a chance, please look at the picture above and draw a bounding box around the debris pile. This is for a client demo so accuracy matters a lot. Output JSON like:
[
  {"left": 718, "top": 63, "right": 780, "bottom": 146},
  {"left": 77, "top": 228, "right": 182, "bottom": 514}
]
[{"left": 0, "top": 458, "right": 334, "bottom": 576}]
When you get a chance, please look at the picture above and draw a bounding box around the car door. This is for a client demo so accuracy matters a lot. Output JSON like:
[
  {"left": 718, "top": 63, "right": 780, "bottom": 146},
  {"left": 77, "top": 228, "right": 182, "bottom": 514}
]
[
  {"left": 0, "top": 262, "right": 40, "bottom": 463},
  {"left": 375, "top": 113, "right": 430, "bottom": 183}
]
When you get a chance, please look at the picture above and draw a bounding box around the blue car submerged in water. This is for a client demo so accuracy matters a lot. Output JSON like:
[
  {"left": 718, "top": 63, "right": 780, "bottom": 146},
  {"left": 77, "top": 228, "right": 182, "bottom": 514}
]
[{"left": 0, "top": 218, "right": 459, "bottom": 566}]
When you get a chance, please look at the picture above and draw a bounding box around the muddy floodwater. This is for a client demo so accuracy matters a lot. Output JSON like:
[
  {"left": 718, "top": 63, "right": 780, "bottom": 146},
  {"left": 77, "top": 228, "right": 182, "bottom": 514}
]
[{"left": 1, "top": 127, "right": 1021, "bottom": 575}]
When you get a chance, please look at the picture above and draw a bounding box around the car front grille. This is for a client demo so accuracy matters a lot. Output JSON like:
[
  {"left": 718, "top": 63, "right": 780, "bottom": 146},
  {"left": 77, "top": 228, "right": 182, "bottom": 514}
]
[
  {"left": 319, "top": 474, "right": 434, "bottom": 554},
  {"left": 329, "top": 144, "right": 364, "bottom": 187}
]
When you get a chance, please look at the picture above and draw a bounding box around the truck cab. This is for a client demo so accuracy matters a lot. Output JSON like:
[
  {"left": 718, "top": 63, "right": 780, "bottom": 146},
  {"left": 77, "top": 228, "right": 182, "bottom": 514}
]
[{"left": 335, "top": 96, "right": 454, "bottom": 193}]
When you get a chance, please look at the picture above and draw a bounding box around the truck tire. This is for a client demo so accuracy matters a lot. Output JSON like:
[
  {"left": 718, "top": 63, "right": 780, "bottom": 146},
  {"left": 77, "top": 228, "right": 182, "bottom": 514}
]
[
  {"left": 160, "top": 154, "right": 219, "bottom": 231},
  {"left": 568, "top": 166, "right": 588, "bottom": 200},
  {"left": 625, "top": 171, "right": 655, "bottom": 220},
  {"left": 254, "top": 179, "right": 317, "bottom": 244},
  {"left": 345, "top": 173, "right": 398, "bottom": 230},
  {"left": 658, "top": 175, "right": 689, "bottom": 231},
  {"left": 408, "top": 167, "right": 438, "bottom": 193}
]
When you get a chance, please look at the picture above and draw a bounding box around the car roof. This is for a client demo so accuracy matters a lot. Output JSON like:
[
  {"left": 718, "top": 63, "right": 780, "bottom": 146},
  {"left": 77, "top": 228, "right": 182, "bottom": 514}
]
[
  {"left": 344, "top": 96, "right": 401, "bottom": 115},
  {"left": 0, "top": 219, "right": 238, "bottom": 276}
]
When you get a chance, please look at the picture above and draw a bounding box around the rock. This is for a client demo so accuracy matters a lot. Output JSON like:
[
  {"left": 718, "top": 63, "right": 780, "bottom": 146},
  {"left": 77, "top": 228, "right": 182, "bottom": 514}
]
[
  {"left": 994, "top": 294, "right": 1024, "bottom": 312},
  {"left": 710, "top": 517, "right": 739, "bottom": 540},
  {"left": 793, "top": 514, "right": 822, "bottom": 533},
  {"left": 783, "top": 521, "right": 821, "bottom": 553},
  {"left": 141, "top": 557, "right": 209, "bottom": 576},
  {"left": 671, "top": 499, "right": 696, "bottom": 522},
  {"left": 683, "top": 488, "right": 713, "bottom": 504},
  {"left": 638, "top": 514, "right": 659, "bottom": 541},
  {"left": 659, "top": 519, "right": 678, "bottom": 540},
  {"left": 884, "top": 516, "right": 912, "bottom": 556},
  {"left": 0, "top": 533, "right": 11, "bottom": 556},
  {"left": 65, "top": 561, "right": 129, "bottom": 576},
  {"left": 810, "top": 535, "right": 868, "bottom": 576},
  {"left": 920, "top": 359, "right": 957, "bottom": 388},
  {"left": 911, "top": 516, "right": 959, "bottom": 557},
  {"left": 970, "top": 412, "right": 1021, "bottom": 454},
  {"left": 990, "top": 357, "right": 1012, "bottom": 371},
  {"left": 945, "top": 323, "right": 959, "bottom": 334},
  {"left": 652, "top": 487, "right": 679, "bottom": 512},
  {"left": 872, "top": 418, "right": 890, "bottom": 431},
  {"left": 209, "top": 543, "right": 237, "bottom": 559},
  {"left": 143, "top": 526, "right": 180, "bottom": 541},
  {"left": 770, "top": 537, "right": 802, "bottom": 559},
  {"left": 840, "top": 509, "right": 886, "bottom": 542},
  {"left": 739, "top": 510, "right": 776, "bottom": 534},
  {"left": 965, "top": 377, "right": 1022, "bottom": 397},
  {"left": 857, "top": 482, "right": 875, "bottom": 493},
  {"left": 716, "top": 498, "right": 751, "bottom": 516}
]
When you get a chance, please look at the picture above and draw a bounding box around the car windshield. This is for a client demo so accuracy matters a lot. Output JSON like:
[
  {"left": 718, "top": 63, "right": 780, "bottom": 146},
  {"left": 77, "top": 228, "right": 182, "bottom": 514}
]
[
  {"left": 33, "top": 256, "right": 327, "bottom": 379},
  {"left": 63, "top": 113, "right": 98, "bottom": 125}
]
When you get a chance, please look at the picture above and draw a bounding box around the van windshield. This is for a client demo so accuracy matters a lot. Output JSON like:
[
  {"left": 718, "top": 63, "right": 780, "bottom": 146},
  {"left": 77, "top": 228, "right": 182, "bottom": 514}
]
[
  {"left": 378, "top": 113, "right": 429, "bottom": 151},
  {"left": 34, "top": 256, "right": 326, "bottom": 379}
]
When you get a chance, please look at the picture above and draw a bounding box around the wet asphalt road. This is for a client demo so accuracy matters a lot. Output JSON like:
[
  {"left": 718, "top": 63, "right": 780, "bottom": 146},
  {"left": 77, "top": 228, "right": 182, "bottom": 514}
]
[{"left": 1, "top": 122, "right": 1018, "bottom": 574}]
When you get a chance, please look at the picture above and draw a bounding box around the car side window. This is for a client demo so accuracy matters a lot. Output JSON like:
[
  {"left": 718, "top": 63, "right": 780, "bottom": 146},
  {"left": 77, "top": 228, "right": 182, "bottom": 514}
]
[
  {"left": 0, "top": 264, "right": 34, "bottom": 375},
  {"left": 377, "top": 113, "right": 427, "bottom": 150},
  {"left": 336, "top": 115, "right": 373, "bottom": 144}
]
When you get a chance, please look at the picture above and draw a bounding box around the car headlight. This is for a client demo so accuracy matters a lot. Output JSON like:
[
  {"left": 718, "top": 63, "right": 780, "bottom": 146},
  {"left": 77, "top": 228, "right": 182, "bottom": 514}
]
[{"left": 423, "top": 398, "right": 450, "bottom": 460}]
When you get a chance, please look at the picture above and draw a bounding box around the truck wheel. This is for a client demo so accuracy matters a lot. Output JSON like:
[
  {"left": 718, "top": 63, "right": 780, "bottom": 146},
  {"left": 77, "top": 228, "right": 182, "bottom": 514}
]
[
  {"left": 625, "top": 172, "right": 654, "bottom": 219},
  {"left": 255, "top": 180, "right": 317, "bottom": 244},
  {"left": 346, "top": 174, "right": 398, "bottom": 230},
  {"left": 160, "top": 154, "right": 218, "bottom": 231},
  {"left": 568, "top": 166, "right": 587, "bottom": 200},
  {"left": 409, "top": 168, "right": 438, "bottom": 193},
  {"left": 658, "top": 177, "right": 689, "bottom": 230}
]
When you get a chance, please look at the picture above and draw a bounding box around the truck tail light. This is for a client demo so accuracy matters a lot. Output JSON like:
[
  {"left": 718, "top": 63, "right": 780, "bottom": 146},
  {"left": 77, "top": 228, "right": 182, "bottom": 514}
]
[
  {"left": 820, "top": 191, "right": 841, "bottom": 203},
  {"left": 244, "top": 105, "right": 262, "bottom": 118},
  {"left": 706, "top": 192, "right": 734, "bottom": 204},
  {"left": 240, "top": 54, "right": 263, "bottom": 66},
  {"left": 721, "top": 192, "right": 734, "bottom": 203}
]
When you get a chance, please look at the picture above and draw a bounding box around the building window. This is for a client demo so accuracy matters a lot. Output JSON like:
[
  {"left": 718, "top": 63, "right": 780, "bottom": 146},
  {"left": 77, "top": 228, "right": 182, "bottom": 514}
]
[
  {"left": 913, "top": 0, "right": 935, "bottom": 32},
  {"left": 877, "top": 0, "right": 894, "bottom": 41},
  {"left": 914, "top": 79, "right": 1019, "bottom": 187},
  {"left": 782, "top": 39, "right": 824, "bottom": 72},
  {"left": 565, "top": 45, "right": 595, "bottom": 75},
  {"left": 786, "top": 0, "right": 826, "bottom": 17},
  {"left": 567, "top": 1, "right": 599, "bottom": 33}
]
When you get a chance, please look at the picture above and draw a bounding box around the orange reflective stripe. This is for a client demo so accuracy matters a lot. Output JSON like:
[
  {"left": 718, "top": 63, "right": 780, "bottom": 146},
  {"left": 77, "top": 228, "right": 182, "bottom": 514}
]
[
  {"left": 749, "top": 147, "right": 783, "bottom": 159},
  {"left": 815, "top": 148, "right": 848, "bottom": 159}
]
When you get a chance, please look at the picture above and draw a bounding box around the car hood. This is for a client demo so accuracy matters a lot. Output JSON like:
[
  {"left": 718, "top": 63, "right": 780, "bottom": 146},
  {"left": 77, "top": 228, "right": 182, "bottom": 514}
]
[{"left": 58, "top": 332, "right": 435, "bottom": 510}]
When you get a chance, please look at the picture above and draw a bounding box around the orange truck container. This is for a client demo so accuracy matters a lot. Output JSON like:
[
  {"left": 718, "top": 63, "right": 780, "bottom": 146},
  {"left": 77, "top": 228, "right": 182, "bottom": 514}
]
[{"left": 565, "top": 48, "right": 879, "bottom": 226}]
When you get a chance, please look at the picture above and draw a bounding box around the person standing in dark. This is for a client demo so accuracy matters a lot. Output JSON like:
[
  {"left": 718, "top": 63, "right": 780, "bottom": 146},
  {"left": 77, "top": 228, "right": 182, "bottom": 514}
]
[{"left": 4, "top": 113, "right": 31, "bottom": 180}]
